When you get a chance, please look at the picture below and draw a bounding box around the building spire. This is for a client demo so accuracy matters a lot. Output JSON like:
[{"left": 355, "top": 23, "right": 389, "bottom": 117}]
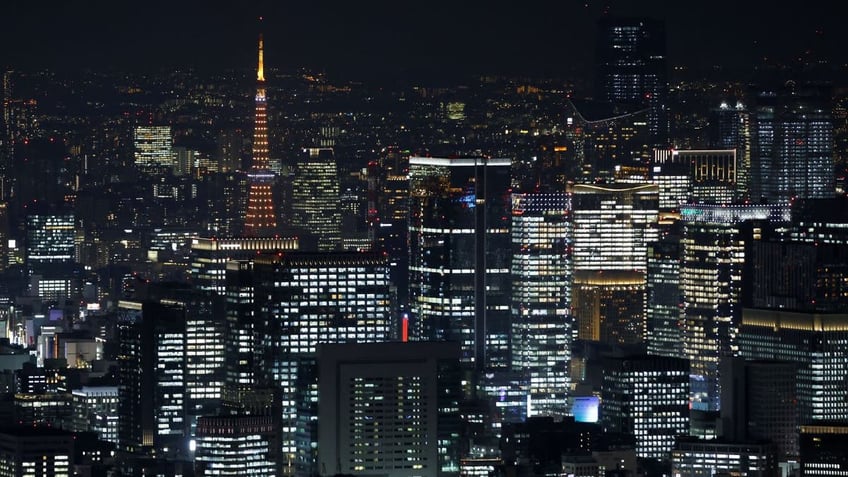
[{"left": 257, "top": 18, "right": 265, "bottom": 82}]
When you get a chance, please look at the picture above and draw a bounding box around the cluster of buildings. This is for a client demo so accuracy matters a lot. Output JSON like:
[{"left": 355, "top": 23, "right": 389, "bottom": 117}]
[{"left": 0, "top": 13, "right": 846, "bottom": 477}]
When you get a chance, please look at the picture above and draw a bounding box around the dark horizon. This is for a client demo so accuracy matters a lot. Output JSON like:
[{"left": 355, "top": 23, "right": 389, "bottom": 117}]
[{"left": 2, "top": 1, "right": 847, "bottom": 83}]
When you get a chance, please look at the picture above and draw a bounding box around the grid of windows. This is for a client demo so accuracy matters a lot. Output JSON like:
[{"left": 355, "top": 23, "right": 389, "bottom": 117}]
[{"left": 254, "top": 253, "right": 390, "bottom": 463}]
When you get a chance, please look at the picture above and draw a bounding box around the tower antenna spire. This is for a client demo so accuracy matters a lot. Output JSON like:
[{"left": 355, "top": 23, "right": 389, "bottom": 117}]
[{"left": 257, "top": 16, "right": 265, "bottom": 82}]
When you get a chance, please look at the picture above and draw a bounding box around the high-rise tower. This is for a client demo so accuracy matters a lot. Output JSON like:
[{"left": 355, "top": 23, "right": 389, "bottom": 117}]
[
  {"left": 595, "top": 16, "right": 669, "bottom": 147},
  {"left": 244, "top": 30, "right": 278, "bottom": 236},
  {"left": 750, "top": 81, "right": 834, "bottom": 203},
  {"left": 408, "top": 156, "right": 512, "bottom": 373}
]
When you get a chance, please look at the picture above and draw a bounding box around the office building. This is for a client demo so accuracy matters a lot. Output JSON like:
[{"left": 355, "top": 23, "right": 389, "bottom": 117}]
[
  {"left": 134, "top": 125, "right": 174, "bottom": 171},
  {"left": 0, "top": 427, "right": 73, "bottom": 477},
  {"left": 13, "top": 391, "right": 72, "bottom": 428},
  {"left": 25, "top": 211, "right": 74, "bottom": 272},
  {"left": 595, "top": 16, "right": 668, "bottom": 146},
  {"left": 194, "top": 415, "right": 277, "bottom": 477},
  {"left": 680, "top": 204, "right": 790, "bottom": 411},
  {"left": 141, "top": 283, "right": 226, "bottom": 421},
  {"left": 172, "top": 146, "right": 195, "bottom": 176},
  {"left": 645, "top": 235, "right": 682, "bottom": 358},
  {"left": 243, "top": 33, "right": 278, "bottom": 237},
  {"left": 373, "top": 146, "right": 410, "bottom": 322},
  {"left": 800, "top": 424, "right": 848, "bottom": 477},
  {"left": 709, "top": 101, "right": 752, "bottom": 199},
  {"left": 738, "top": 308, "right": 848, "bottom": 424},
  {"left": 290, "top": 147, "right": 342, "bottom": 251},
  {"left": 720, "top": 358, "right": 799, "bottom": 461},
  {"left": 408, "top": 156, "right": 512, "bottom": 372},
  {"left": 317, "top": 341, "right": 462, "bottom": 477},
  {"left": 0, "top": 202, "right": 8, "bottom": 272},
  {"left": 601, "top": 355, "right": 689, "bottom": 459},
  {"left": 249, "top": 252, "right": 391, "bottom": 468},
  {"left": 117, "top": 300, "right": 188, "bottom": 460},
  {"left": 671, "top": 438, "right": 778, "bottom": 477},
  {"left": 570, "top": 183, "right": 658, "bottom": 346},
  {"left": 752, "top": 198, "right": 848, "bottom": 313},
  {"left": 751, "top": 240, "right": 848, "bottom": 313},
  {"left": 652, "top": 149, "right": 738, "bottom": 205},
  {"left": 189, "top": 236, "right": 298, "bottom": 293},
  {"left": 510, "top": 192, "right": 572, "bottom": 418},
  {"left": 751, "top": 81, "right": 834, "bottom": 203},
  {"left": 222, "top": 260, "right": 259, "bottom": 402},
  {"left": 72, "top": 386, "right": 119, "bottom": 444}
]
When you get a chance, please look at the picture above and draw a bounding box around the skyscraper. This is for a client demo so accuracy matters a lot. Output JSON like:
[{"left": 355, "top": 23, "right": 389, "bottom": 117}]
[
  {"left": 709, "top": 101, "right": 752, "bottom": 199},
  {"left": 595, "top": 16, "right": 668, "bottom": 147},
  {"left": 317, "top": 341, "right": 462, "bottom": 477},
  {"left": 189, "top": 236, "right": 298, "bottom": 293},
  {"left": 601, "top": 355, "right": 690, "bottom": 459},
  {"left": 751, "top": 81, "right": 834, "bottom": 203},
  {"left": 25, "top": 211, "right": 74, "bottom": 273},
  {"left": 719, "top": 358, "right": 799, "bottom": 461},
  {"left": 408, "top": 156, "right": 512, "bottom": 373},
  {"left": 738, "top": 308, "right": 848, "bottom": 424},
  {"left": 645, "top": 234, "right": 682, "bottom": 358},
  {"left": 652, "top": 149, "right": 739, "bottom": 205},
  {"left": 249, "top": 252, "right": 391, "bottom": 469},
  {"left": 289, "top": 147, "right": 342, "bottom": 251},
  {"left": 117, "top": 300, "right": 188, "bottom": 460},
  {"left": 570, "top": 183, "right": 658, "bottom": 346},
  {"left": 244, "top": 31, "right": 278, "bottom": 237},
  {"left": 510, "top": 192, "right": 572, "bottom": 417},
  {"left": 679, "top": 204, "right": 790, "bottom": 411},
  {"left": 194, "top": 415, "right": 277, "bottom": 477},
  {"left": 373, "top": 146, "right": 411, "bottom": 324}
]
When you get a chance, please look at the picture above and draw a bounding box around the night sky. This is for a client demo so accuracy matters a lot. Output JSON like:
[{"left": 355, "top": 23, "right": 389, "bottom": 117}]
[{"left": 2, "top": 1, "right": 845, "bottom": 82}]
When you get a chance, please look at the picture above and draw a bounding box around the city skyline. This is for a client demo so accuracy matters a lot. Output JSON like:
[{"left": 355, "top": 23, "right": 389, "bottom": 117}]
[
  {"left": 1, "top": 1, "right": 845, "bottom": 82},
  {"left": 2, "top": 4, "right": 848, "bottom": 476}
]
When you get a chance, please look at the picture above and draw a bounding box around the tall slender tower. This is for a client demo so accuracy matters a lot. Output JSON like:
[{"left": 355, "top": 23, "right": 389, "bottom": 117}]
[{"left": 244, "top": 28, "right": 278, "bottom": 236}]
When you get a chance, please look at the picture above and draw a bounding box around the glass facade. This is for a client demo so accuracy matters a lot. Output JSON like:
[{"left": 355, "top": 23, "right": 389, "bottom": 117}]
[
  {"left": 646, "top": 237, "right": 682, "bottom": 358},
  {"left": 680, "top": 204, "right": 790, "bottom": 411},
  {"left": 738, "top": 309, "right": 848, "bottom": 424},
  {"left": 291, "top": 148, "right": 342, "bottom": 251},
  {"left": 752, "top": 83, "right": 834, "bottom": 203},
  {"left": 601, "top": 356, "right": 690, "bottom": 459},
  {"left": 408, "top": 157, "right": 512, "bottom": 371},
  {"left": 595, "top": 17, "right": 668, "bottom": 146},
  {"left": 251, "top": 252, "right": 390, "bottom": 465},
  {"left": 570, "top": 183, "right": 658, "bottom": 346},
  {"left": 510, "top": 193, "right": 572, "bottom": 418}
]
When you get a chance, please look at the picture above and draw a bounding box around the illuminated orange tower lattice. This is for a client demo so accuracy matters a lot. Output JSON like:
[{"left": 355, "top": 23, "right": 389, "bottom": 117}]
[{"left": 244, "top": 28, "right": 278, "bottom": 236}]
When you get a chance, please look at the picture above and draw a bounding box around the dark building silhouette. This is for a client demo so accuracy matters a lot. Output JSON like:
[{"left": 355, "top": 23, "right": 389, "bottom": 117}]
[{"left": 595, "top": 16, "right": 668, "bottom": 147}]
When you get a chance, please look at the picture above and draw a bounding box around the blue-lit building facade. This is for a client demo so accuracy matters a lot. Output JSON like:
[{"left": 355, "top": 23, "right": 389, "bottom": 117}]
[{"left": 751, "top": 82, "right": 834, "bottom": 203}]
